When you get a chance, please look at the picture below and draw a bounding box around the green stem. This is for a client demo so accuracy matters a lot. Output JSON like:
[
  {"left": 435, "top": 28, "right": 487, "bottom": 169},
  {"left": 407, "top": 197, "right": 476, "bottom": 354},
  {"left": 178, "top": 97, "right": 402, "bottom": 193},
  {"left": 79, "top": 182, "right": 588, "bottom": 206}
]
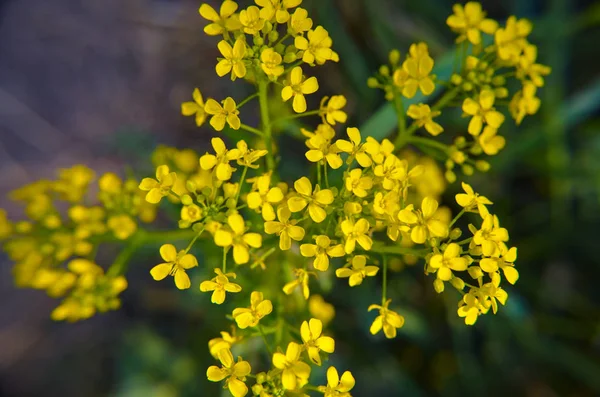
[
  {"left": 455, "top": 237, "right": 472, "bottom": 245},
  {"left": 370, "top": 243, "right": 429, "bottom": 257},
  {"left": 382, "top": 255, "right": 388, "bottom": 304},
  {"left": 258, "top": 81, "right": 276, "bottom": 171},
  {"left": 393, "top": 94, "right": 408, "bottom": 147},
  {"left": 408, "top": 136, "right": 450, "bottom": 153},
  {"left": 258, "top": 324, "right": 274, "bottom": 356},
  {"left": 235, "top": 166, "right": 248, "bottom": 204},
  {"left": 107, "top": 231, "right": 145, "bottom": 277},
  {"left": 222, "top": 247, "right": 229, "bottom": 272},
  {"left": 324, "top": 162, "right": 329, "bottom": 188},
  {"left": 239, "top": 123, "right": 264, "bottom": 137},
  {"left": 184, "top": 226, "right": 205, "bottom": 253},
  {"left": 317, "top": 162, "right": 322, "bottom": 186},
  {"left": 236, "top": 93, "right": 259, "bottom": 109},
  {"left": 449, "top": 208, "right": 466, "bottom": 229},
  {"left": 270, "top": 109, "right": 321, "bottom": 126}
]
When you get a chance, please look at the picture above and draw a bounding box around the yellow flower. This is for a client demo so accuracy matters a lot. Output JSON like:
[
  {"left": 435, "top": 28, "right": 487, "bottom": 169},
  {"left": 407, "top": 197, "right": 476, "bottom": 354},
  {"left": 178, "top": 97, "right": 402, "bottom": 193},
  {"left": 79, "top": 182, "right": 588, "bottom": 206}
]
[
  {"left": 138, "top": 165, "right": 177, "bottom": 204},
  {"left": 446, "top": 2, "right": 498, "bottom": 45},
  {"left": 407, "top": 103, "right": 443, "bottom": 136},
  {"left": 319, "top": 95, "right": 347, "bottom": 125},
  {"left": 480, "top": 246, "right": 519, "bottom": 284},
  {"left": 462, "top": 90, "right": 505, "bottom": 136},
  {"left": 247, "top": 173, "right": 284, "bottom": 221},
  {"left": 294, "top": 26, "right": 336, "bottom": 65},
  {"left": 272, "top": 342, "right": 311, "bottom": 390},
  {"left": 458, "top": 290, "right": 482, "bottom": 325},
  {"left": 214, "top": 213, "right": 262, "bottom": 265},
  {"left": 288, "top": 177, "right": 334, "bottom": 223},
  {"left": 207, "top": 348, "right": 251, "bottom": 397},
  {"left": 398, "top": 197, "right": 449, "bottom": 244},
  {"left": 260, "top": 47, "right": 284, "bottom": 77},
  {"left": 366, "top": 137, "right": 395, "bottom": 164},
  {"left": 283, "top": 268, "right": 311, "bottom": 299},
  {"left": 373, "top": 154, "right": 421, "bottom": 191},
  {"left": 288, "top": 7, "right": 313, "bottom": 36},
  {"left": 181, "top": 88, "right": 208, "bottom": 127},
  {"left": 308, "top": 295, "right": 335, "bottom": 325},
  {"left": 368, "top": 299, "right": 405, "bottom": 338},
  {"left": 180, "top": 203, "right": 203, "bottom": 226},
  {"left": 429, "top": 243, "right": 468, "bottom": 281},
  {"left": 232, "top": 291, "right": 273, "bottom": 329},
  {"left": 345, "top": 169, "right": 373, "bottom": 198},
  {"left": 235, "top": 140, "right": 268, "bottom": 169},
  {"left": 304, "top": 124, "right": 343, "bottom": 169},
  {"left": 107, "top": 214, "right": 137, "bottom": 240},
  {"left": 239, "top": 6, "right": 264, "bottom": 35},
  {"left": 216, "top": 38, "right": 247, "bottom": 80},
  {"left": 335, "top": 127, "right": 373, "bottom": 168},
  {"left": 456, "top": 182, "right": 493, "bottom": 218},
  {"left": 480, "top": 280, "right": 508, "bottom": 314},
  {"left": 264, "top": 206, "right": 305, "bottom": 250},
  {"left": 150, "top": 244, "right": 198, "bottom": 290},
  {"left": 472, "top": 214, "right": 509, "bottom": 257},
  {"left": 256, "top": 0, "right": 302, "bottom": 24},
  {"left": 199, "top": 1, "right": 241, "bottom": 36},
  {"left": 336, "top": 255, "right": 379, "bottom": 286},
  {"left": 200, "top": 268, "right": 242, "bottom": 304},
  {"left": 317, "top": 367, "right": 355, "bottom": 397},
  {"left": 300, "top": 318, "right": 335, "bottom": 366},
  {"left": 495, "top": 16, "right": 532, "bottom": 64},
  {"left": 340, "top": 218, "right": 372, "bottom": 254},
  {"left": 509, "top": 82, "right": 541, "bottom": 125},
  {"left": 517, "top": 44, "right": 551, "bottom": 87},
  {"left": 281, "top": 66, "right": 319, "bottom": 113},
  {"left": 393, "top": 42, "right": 435, "bottom": 98},
  {"left": 300, "top": 235, "right": 345, "bottom": 271},
  {"left": 205, "top": 97, "right": 241, "bottom": 131},
  {"left": 209, "top": 330, "right": 241, "bottom": 359},
  {"left": 478, "top": 126, "right": 505, "bottom": 156},
  {"left": 200, "top": 137, "right": 242, "bottom": 181}
]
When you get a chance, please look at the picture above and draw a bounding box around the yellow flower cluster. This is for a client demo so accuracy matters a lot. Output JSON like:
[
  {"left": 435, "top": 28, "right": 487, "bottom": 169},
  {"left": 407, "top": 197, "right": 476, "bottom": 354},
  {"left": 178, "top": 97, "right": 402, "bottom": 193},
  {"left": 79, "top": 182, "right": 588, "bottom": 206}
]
[{"left": 0, "top": 1, "right": 548, "bottom": 395}]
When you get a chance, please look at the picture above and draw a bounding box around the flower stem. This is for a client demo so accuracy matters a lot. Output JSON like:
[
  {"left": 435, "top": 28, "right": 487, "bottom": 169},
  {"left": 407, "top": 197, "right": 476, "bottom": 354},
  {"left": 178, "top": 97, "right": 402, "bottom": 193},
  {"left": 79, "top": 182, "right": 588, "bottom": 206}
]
[
  {"left": 239, "top": 123, "right": 264, "bottom": 137},
  {"left": 382, "top": 255, "right": 388, "bottom": 304},
  {"left": 235, "top": 166, "right": 248, "bottom": 205},
  {"left": 393, "top": 93, "right": 408, "bottom": 148},
  {"left": 449, "top": 208, "right": 466, "bottom": 229},
  {"left": 258, "top": 324, "right": 273, "bottom": 356},
  {"left": 270, "top": 109, "right": 321, "bottom": 126},
  {"left": 236, "top": 93, "right": 259, "bottom": 109},
  {"left": 407, "top": 136, "right": 450, "bottom": 153},
  {"left": 258, "top": 81, "right": 276, "bottom": 171}
]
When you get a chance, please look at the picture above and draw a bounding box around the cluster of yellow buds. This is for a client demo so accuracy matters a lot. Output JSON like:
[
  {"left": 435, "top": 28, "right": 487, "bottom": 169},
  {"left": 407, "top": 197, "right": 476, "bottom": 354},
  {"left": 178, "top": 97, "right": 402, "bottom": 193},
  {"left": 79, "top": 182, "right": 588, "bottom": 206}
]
[{"left": 0, "top": 1, "right": 550, "bottom": 395}]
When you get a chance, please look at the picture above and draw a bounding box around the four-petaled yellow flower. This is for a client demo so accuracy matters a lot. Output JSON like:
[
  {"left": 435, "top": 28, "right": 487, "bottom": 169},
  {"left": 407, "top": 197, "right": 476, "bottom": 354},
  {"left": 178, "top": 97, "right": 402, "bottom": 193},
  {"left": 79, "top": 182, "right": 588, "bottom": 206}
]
[
  {"left": 214, "top": 213, "right": 263, "bottom": 265},
  {"left": 150, "top": 244, "right": 198, "bottom": 290},
  {"left": 509, "top": 82, "right": 541, "bottom": 125},
  {"left": 216, "top": 38, "right": 247, "bottom": 80},
  {"left": 281, "top": 66, "right": 319, "bottom": 113},
  {"left": 288, "top": 177, "right": 334, "bottom": 223},
  {"left": 272, "top": 341, "right": 311, "bottom": 390},
  {"left": 209, "top": 330, "right": 240, "bottom": 359},
  {"left": 456, "top": 182, "right": 492, "bottom": 218},
  {"left": 264, "top": 206, "right": 305, "bottom": 250},
  {"left": 232, "top": 291, "right": 273, "bottom": 329},
  {"left": 181, "top": 88, "right": 208, "bottom": 127},
  {"left": 462, "top": 89, "right": 505, "bottom": 136},
  {"left": 319, "top": 95, "right": 347, "bottom": 125},
  {"left": 407, "top": 103, "right": 444, "bottom": 136},
  {"left": 300, "top": 318, "right": 335, "bottom": 366},
  {"left": 200, "top": 137, "right": 242, "bottom": 181},
  {"left": 317, "top": 367, "right": 356, "bottom": 397},
  {"left": 283, "top": 268, "right": 311, "bottom": 299},
  {"left": 458, "top": 290, "right": 482, "bottom": 325},
  {"left": 480, "top": 246, "right": 519, "bottom": 284},
  {"left": 300, "top": 235, "right": 345, "bottom": 271},
  {"left": 260, "top": 47, "right": 284, "bottom": 77},
  {"left": 205, "top": 97, "right": 241, "bottom": 131},
  {"left": 294, "top": 26, "right": 336, "bottom": 65},
  {"left": 429, "top": 243, "right": 469, "bottom": 281},
  {"left": 288, "top": 7, "right": 313, "bottom": 36},
  {"left": 368, "top": 299, "right": 405, "bottom": 338},
  {"left": 200, "top": 268, "right": 242, "bottom": 304},
  {"left": 207, "top": 348, "right": 251, "bottom": 397},
  {"left": 478, "top": 126, "right": 506, "bottom": 156},
  {"left": 199, "top": 1, "right": 241, "bottom": 36},
  {"left": 336, "top": 255, "right": 379, "bottom": 287},
  {"left": 139, "top": 165, "right": 177, "bottom": 204},
  {"left": 340, "top": 218, "right": 372, "bottom": 254},
  {"left": 239, "top": 6, "right": 264, "bottom": 35},
  {"left": 304, "top": 124, "right": 343, "bottom": 169},
  {"left": 472, "top": 214, "right": 509, "bottom": 257},
  {"left": 335, "top": 127, "right": 373, "bottom": 168},
  {"left": 394, "top": 42, "right": 435, "bottom": 98},
  {"left": 398, "top": 197, "right": 449, "bottom": 244},
  {"left": 256, "top": 0, "right": 302, "bottom": 24},
  {"left": 345, "top": 168, "right": 373, "bottom": 198},
  {"left": 446, "top": 2, "right": 498, "bottom": 45},
  {"left": 247, "top": 173, "right": 284, "bottom": 221}
]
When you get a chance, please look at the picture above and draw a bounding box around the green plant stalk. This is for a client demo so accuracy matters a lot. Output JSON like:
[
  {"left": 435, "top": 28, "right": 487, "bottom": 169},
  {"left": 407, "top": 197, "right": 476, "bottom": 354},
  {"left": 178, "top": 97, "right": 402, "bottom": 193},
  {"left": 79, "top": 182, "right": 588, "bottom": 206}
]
[
  {"left": 408, "top": 135, "right": 449, "bottom": 153},
  {"left": 258, "top": 81, "right": 276, "bottom": 171},
  {"left": 393, "top": 94, "right": 408, "bottom": 148},
  {"left": 381, "top": 255, "right": 388, "bottom": 303}
]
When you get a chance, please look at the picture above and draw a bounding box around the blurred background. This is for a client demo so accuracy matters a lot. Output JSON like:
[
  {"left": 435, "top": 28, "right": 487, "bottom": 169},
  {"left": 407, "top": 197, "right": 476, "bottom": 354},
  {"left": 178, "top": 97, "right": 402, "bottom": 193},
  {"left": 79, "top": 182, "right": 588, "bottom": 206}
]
[{"left": 1, "top": 0, "right": 599, "bottom": 396}]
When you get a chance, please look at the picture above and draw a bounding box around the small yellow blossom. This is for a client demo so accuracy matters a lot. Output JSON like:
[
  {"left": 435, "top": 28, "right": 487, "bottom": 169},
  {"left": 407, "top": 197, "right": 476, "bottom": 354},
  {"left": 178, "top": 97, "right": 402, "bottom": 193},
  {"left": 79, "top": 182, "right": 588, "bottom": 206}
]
[
  {"left": 394, "top": 42, "right": 435, "bottom": 98},
  {"left": 407, "top": 103, "right": 444, "bottom": 136},
  {"left": 107, "top": 214, "right": 137, "bottom": 240},
  {"left": 207, "top": 348, "right": 251, "bottom": 397},
  {"left": 200, "top": 268, "right": 242, "bottom": 304},
  {"left": 517, "top": 44, "right": 551, "bottom": 87},
  {"left": 495, "top": 16, "right": 532, "bottom": 63},
  {"left": 300, "top": 235, "right": 345, "bottom": 271},
  {"left": 288, "top": 177, "right": 334, "bottom": 223},
  {"left": 398, "top": 197, "right": 448, "bottom": 244},
  {"left": 256, "top": 0, "right": 301, "bottom": 24},
  {"left": 247, "top": 173, "right": 284, "bottom": 221},
  {"left": 300, "top": 318, "right": 335, "bottom": 366},
  {"left": 294, "top": 26, "right": 335, "bottom": 65},
  {"left": 150, "top": 244, "right": 198, "bottom": 290},
  {"left": 214, "top": 213, "right": 263, "bottom": 265},
  {"left": 345, "top": 169, "right": 373, "bottom": 198},
  {"left": 455, "top": 182, "right": 492, "bottom": 217},
  {"left": 319, "top": 95, "right": 347, "bottom": 125},
  {"left": 318, "top": 367, "right": 356, "bottom": 397},
  {"left": 458, "top": 290, "right": 482, "bottom": 325},
  {"left": 308, "top": 295, "right": 335, "bottom": 325},
  {"left": 199, "top": 1, "right": 241, "bottom": 36},
  {"left": 232, "top": 291, "right": 273, "bottom": 329},
  {"left": 340, "top": 218, "right": 372, "bottom": 254},
  {"left": 283, "top": 268, "right": 311, "bottom": 299},
  {"left": 288, "top": 7, "right": 313, "bottom": 36},
  {"left": 368, "top": 299, "right": 405, "bottom": 338},
  {"left": 478, "top": 126, "right": 506, "bottom": 156},
  {"left": 216, "top": 38, "right": 247, "bottom": 80},
  {"left": 264, "top": 206, "right": 305, "bottom": 250},
  {"left": 281, "top": 67, "right": 319, "bottom": 113},
  {"left": 139, "top": 165, "right": 177, "bottom": 204},
  {"left": 509, "top": 82, "right": 540, "bottom": 125},
  {"left": 181, "top": 88, "right": 208, "bottom": 127},
  {"left": 472, "top": 214, "right": 509, "bottom": 257},
  {"left": 462, "top": 90, "right": 505, "bottom": 136},
  {"left": 209, "top": 330, "right": 241, "bottom": 359},
  {"left": 260, "top": 48, "right": 284, "bottom": 77},
  {"left": 446, "top": 2, "right": 498, "bottom": 45},
  {"left": 336, "top": 255, "right": 379, "bottom": 287},
  {"left": 239, "top": 6, "right": 264, "bottom": 35},
  {"left": 480, "top": 280, "right": 508, "bottom": 314},
  {"left": 272, "top": 342, "right": 311, "bottom": 390},
  {"left": 336, "top": 127, "right": 373, "bottom": 168},
  {"left": 200, "top": 137, "right": 242, "bottom": 181},
  {"left": 304, "top": 124, "right": 343, "bottom": 169},
  {"left": 480, "top": 246, "right": 519, "bottom": 284},
  {"left": 180, "top": 203, "right": 203, "bottom": 225},
  {"left": 429, "top": 243, "right": 468, "bottom": 281},
  {"left": 205, "top": 97, "right": 241, "bottom": 131}
]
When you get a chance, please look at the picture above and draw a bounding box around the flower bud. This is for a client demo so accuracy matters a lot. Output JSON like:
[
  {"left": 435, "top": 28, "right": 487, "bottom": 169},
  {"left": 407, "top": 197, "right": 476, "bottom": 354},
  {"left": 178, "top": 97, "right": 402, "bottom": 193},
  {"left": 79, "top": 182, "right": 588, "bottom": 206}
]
[
  {"left": 186, "top": 180, "right": 197, "bottom": 193},
  {"left": 388, "top": 49, "right": 401, "bottom": 65},
  {"left": 268, "top": 30, "right": 279, "bottom": 43},
  {"left": 181, "top": 194, "right": 193, "bottom": 206},
  {"left": 450, "top": 277, "right": 465, "bottom": 290},
  {"left": 462, "top": 164, "right": 474, "bottom": 176},
  {"left": 379, "top": 65, "right": 390, "bottom": 77},
  {"left": 449, "top": 228, "right": 462, "bottom": 240},
  {"left": 475, "top": 160, "right": 490, "bottom": 172},
  {"left": 367, "top": 77, "right": 379, "bottom": 88}
]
